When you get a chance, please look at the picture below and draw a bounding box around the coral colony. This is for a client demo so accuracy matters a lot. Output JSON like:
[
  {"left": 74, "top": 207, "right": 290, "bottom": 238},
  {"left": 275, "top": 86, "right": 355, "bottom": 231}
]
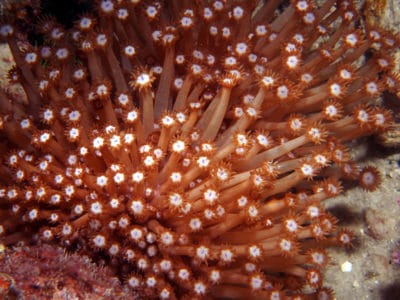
[{"left": 0, "top": 0, "right": 398, "bottom": 298}]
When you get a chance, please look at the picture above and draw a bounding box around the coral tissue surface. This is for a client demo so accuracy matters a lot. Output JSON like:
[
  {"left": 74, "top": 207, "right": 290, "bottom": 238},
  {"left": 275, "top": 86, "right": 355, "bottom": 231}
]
[{"left": 0, "top": 0, "right": 399, "bottom": 299}]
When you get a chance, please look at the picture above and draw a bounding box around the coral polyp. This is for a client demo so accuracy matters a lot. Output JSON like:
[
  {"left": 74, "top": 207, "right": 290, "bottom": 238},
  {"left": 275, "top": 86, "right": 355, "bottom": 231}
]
[{"left": 0, "top": 0, "right": 398, "bottom": 298}]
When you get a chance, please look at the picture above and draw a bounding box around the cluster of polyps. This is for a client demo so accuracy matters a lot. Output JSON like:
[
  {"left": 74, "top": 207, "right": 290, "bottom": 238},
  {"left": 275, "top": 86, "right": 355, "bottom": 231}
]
[{"left": 0, "top": 0, "right": 398, "bottom": 298}]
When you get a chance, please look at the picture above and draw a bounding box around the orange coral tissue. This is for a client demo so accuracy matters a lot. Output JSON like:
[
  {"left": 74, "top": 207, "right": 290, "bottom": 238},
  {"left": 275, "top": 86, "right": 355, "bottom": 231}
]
[{"left": 0, "top": 0, "right": 398, "bottom": 299}]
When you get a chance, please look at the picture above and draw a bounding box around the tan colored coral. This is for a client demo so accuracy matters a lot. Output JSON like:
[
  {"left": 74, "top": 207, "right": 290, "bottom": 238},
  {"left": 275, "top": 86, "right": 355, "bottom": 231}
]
[{"left": 0, "top": 1, "right": 398, "bottom": 299}]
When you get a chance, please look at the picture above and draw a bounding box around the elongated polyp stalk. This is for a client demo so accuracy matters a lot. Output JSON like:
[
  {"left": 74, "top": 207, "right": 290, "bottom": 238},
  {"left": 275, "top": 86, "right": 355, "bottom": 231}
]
[
  {"left": 217, "top": 88, "right": 266, "bottom": 147},
  {"left": 237, "top": 135, "right": 309, "bottom": 171},
  {"left": 154, "top": 46, "right": 175, "bottom": 119},
  {"left": 197, "top": 87, "right": 232, "bottom": 142},
  {"left": 139, "top": 87, "right": 154, "bottom": 138},
  {"left": 173, "top": 74, "right": 193, "bottom": 111}
]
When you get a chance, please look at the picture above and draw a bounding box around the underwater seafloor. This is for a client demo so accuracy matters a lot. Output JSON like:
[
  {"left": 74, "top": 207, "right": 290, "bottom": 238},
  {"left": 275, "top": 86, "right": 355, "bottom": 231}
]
[
  {"left": 322, "top": 1, "right": 400, "bottom": 299},
  {"left": 323, "top": 146, "right": 400, "bottom": 300},
  {"left": 0, "top": 0, "right": 399, "bottom": 299}
]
